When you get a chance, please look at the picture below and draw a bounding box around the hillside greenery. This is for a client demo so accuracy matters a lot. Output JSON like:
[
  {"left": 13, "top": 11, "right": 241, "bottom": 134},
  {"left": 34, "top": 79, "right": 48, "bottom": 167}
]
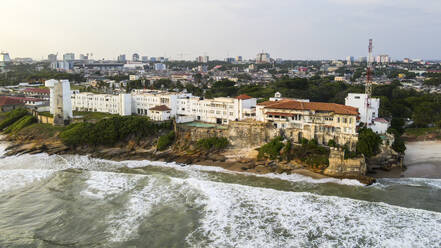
[
  {"left": 196, "top": 137, "right": 229, "bottom": 150},
  {"left": 60, "top": 116, "right": 172, "bottom": 147},
  {"left": 157, "top": 131, "right": 175, "bottom": 151},
  {"left": 0, "top": 108, "right": 29, "bottom": 131}
]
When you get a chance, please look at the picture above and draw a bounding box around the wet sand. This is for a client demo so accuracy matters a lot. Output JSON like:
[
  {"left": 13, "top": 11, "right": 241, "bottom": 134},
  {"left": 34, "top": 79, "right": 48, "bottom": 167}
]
[{"left": 403, "top": 141, "right": 441, "bottom": 178}]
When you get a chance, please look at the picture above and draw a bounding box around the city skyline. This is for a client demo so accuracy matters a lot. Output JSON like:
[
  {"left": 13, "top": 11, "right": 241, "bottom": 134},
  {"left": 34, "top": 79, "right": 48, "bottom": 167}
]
[{"left": 2, "top": 0, "right": 441, "bottom": 60}]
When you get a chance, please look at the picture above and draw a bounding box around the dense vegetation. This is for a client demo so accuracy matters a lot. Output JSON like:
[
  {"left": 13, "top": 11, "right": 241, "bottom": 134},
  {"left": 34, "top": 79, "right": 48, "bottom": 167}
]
[
  {"left": 196, "top": 137, "right": 229, "bottom": 150},
  {"left": 60, "top": 116, "right": 172, "bottom": 147},
  {"left": 0, "top": 108, "right": 29, "bottom": 130},
  {"left": 258, "top": 137, "right": 330, "bottom": 168},
  {"left": 0, "top": 63, "right": 84, "bottom": 86},
  {"left": 356, "top": 128, "right": 383, "bottom": 158},
  {"left": 4, "top": 115, "right": 36, "bottom": 134},
  {"left": 157, "top": 131, "right": 175, "bottom": 151}
]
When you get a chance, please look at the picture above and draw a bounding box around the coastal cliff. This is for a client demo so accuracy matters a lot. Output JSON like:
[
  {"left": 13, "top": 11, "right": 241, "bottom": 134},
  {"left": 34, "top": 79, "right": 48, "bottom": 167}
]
[{"left": 1, "top": 114, "right": 377, "bottom": 184}]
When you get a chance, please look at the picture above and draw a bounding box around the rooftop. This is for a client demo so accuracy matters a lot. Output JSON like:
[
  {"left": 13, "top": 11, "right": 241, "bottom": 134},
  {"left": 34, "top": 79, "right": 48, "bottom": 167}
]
[
  {"left": 149, "top": 105, "right": 171, "bottom": 111},
  {"left": 259, "top": 100, "right": 358, "bottom": 115}
]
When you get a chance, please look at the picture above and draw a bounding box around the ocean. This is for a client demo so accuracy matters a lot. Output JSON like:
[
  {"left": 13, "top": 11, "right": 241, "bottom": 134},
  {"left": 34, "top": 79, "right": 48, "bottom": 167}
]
[{"left": 0, "top": 142, "right": 440, "bottom": 248}]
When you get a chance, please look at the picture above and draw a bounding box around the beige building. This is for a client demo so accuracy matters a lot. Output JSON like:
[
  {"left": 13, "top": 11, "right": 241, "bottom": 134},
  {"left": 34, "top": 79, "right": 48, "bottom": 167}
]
[{"left": 256, "top": 99, "right": 359, "bottom": 148}]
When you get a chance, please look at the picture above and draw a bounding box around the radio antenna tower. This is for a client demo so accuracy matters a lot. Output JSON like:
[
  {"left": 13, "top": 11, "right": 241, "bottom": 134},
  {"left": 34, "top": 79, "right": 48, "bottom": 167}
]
[{"left": 365, "top": 39, "right": 373, "bottom": 96}]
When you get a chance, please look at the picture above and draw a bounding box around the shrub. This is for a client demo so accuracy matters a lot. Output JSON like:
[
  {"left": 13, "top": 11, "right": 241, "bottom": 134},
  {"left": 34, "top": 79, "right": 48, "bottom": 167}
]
[
  {"left": 327, "top": 139, "right": 337, "bottom": 148},
  {"left": 157, "top": 131, "right": 175, "bottom": 151},
  {"left": 196, "top": 137, "right": 229, "bottom": 150},
  {"left": 258, "top": 136, "right": 285, "bottom": 160},
  {"left": 356, "top": 128, "right": 382, "bottom": 158},
  {"left": 391, "top": 135, "right": 406, "bottom": 153},
  {"left": 59, "top": 116, "right": 172, "bottom": 147},
  {"left": 0, "top": 108, "right": 28, "bottom": 131}
]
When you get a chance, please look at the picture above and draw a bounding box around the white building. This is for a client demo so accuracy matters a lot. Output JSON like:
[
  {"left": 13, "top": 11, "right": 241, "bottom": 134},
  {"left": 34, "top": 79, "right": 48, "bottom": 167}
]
[
  {"left": 176, "top": 94, "right": 256, "bottom": 124},
  {"left": 154, "top": 63, "right": 167, "bottom": 71},
  {"left": 71, "top": 92, "right": 132, "bottom": 116},
  {"left": 148, "top": 105, "right": 171, "bottom": 121},
  {"left": 256, "top": 53, "right": 271, "bottom": 63},
  {"left": 346, "top": 56, "right": 354, "bottom": 65},
  {"left": 131, "top": 90, "right": 192, "bottom": 116},
  {"left": 196, "top": 56, "right": 209, "bottom": 63},
  {"left": 345, "top": 93, "right": 389, "bottom": 133},
  {"left": 45, "top": 79, "right": 73, "bottom": 125}
]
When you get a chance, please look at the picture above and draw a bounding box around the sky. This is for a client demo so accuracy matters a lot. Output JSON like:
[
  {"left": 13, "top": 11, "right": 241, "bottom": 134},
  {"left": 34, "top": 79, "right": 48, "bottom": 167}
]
[{"left": 1, "top": 0, "right": 441, "bottom": 61}]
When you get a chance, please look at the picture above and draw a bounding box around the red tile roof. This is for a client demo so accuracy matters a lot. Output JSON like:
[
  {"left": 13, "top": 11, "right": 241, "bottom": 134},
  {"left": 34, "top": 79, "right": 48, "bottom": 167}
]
[
  {"left": 374, "top": 118, "right": 389, "bottom": 123},
  {"left": 23, "top": 88, "right": 50, "bottom": 94},
  {"left": 266, "top": 112, "right": 294, "bottom": 117},
  {"left": 260, "top": 100, "right": 358, "bottom": 115},
  {"left": 0, "top": 96, "right": 25, "bottom": 106},
  {"left": 236, "top": 94, "right": 253, "bottom": 100},
  {"left": 149, "top": 105, "right": 171, "bottom": 111}
]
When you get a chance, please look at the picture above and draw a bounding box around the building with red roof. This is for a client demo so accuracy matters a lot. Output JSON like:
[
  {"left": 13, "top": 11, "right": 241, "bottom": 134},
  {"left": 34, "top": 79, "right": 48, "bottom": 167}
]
[{"left": 0, "top": 96, "right": 25, "bottom": 112}]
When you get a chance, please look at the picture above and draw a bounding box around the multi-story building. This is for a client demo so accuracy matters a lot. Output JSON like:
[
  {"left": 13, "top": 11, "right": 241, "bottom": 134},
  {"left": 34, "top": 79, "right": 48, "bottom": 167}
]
[
  {"left": 154, "top": 63, "right": 167, "bottom": 71},
  {"left": 345, "top": 93, "right": 389, "bottom": 134},
  {"left": 63, "top": 53, "right": 75, "bottom": 61},
  {"left": 376, "top": 55, "right": 390, "bottom": 64},
  {"left": 256, "top": 52, "right": 271, "bottom": 63},
  {"left": 256, "top": 97, "right": 359, "bottom": 147},
  {"left": 48, "top": 54, "right": 57, "bottom": 63},
  {"left": 131, "top": 90, "right": 192, "bottom": 116},
  {"left": 117, "top": 54, "right": 126, "bottom": 63},
  {"left": 196, "top": 56, "right": 209, "bottom": 63},
  {"left": 141, "top": 56, "right": 149, "bottom": 62},
  {"left": 176, "top": 94, "right": 256, "bottom": 124},
  {"left": 346, "top": 56, "right": 354, "bottom": 65},
  {"left": 132, "top": 53, "right": 140, "bottom": 62},
  {"left": 71, "top": 92, "right": 132, "bottom": 116},
  {"left": 23, "top": 88, "right": 50, "bottom": 99}
]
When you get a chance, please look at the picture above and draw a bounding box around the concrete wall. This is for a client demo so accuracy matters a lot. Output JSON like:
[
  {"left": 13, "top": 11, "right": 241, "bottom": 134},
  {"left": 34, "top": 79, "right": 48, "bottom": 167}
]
[
  {"left": 176, "top": 121, "right": 359, "bottom": 150},
  {"left": 324, "top": 148, "right": 366, "bottom": 177}
]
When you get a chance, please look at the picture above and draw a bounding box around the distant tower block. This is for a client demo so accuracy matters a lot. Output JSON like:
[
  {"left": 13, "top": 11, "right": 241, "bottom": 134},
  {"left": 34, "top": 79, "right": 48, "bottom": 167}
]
[{"left": 45, "top": 79, "right": 73, "bottom": 125}]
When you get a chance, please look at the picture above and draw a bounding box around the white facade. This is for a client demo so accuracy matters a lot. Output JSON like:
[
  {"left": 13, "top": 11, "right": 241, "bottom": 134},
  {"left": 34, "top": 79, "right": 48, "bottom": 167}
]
[
  {"left": 154, "top": 63, "right": 167, "bottom": 71},
  {"left": 370, "top": 118, "right": 390, "bottom": 134},
  {"left": 71, "top": 92, "right": 132, "bottom": 116},
  {"left": 131, "top": 90, "right": 192, "bottom": 116},
  {"left": 345, "top": 93, "right": 379, "bottom": 125},
  {"left": 176, "top": 95, "right": 256, "bottom": 124},
  {"left": 45, "top": 79, "right": 73, "bottom": 122}
]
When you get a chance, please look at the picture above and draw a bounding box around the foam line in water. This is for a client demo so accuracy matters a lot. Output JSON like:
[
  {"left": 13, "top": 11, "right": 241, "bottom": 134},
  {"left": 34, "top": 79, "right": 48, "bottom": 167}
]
[
  {"left": 0, "top": 169, "right": 55, "bottom": 193},
  {"left": 184, "top": 178, "right": 441, "bottom": 248},
  {"left": 123, "top": 159, "right": 365, "bottom": 186}
]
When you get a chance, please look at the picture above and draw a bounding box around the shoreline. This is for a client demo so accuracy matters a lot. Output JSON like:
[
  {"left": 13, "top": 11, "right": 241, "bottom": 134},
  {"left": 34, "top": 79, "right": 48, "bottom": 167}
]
[{"left": 0, "top": 137, "right": 359, "bottom": 184}]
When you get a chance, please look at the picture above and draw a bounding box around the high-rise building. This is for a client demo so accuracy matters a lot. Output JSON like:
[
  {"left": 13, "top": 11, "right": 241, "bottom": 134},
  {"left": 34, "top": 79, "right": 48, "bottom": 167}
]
[
  {"left": 0, "top": 52, "right": 12, "bottom": 63},
  {"left": 154, "top": 63, "right": 167, "bottom": 71},
  {"left": 256, "top": 52, "right": 271, "bottom": 63},
  {"left": 403, "top": 58, "right": 410, "bottom": 63},
  {"left": 132, "top": 53, "right": 140, "bottom": 62},
  {"left": 236, "top": 56, "right": 243, "bottom": 62},
  {"left": 196, "top": 56, "right": 209, "bottom": 63},
  {"left": 142, "top": 56, "right": 149, "bottom": 62},
  {"left": 376, "top": 55, "right": 390, "bottom": 64},
  {"left": 346, "top": 56, "right": 354, "bottom": 65},
  {"left": 63, "top": 53, "right": 75, "bottom": 61},
  {"left": 358, "top": 57, "right": 367, "bottom": 63},
  {"left": 79, "top": 54, "right": 89, "bottom": 60},
  {"left": 225, "top": 57, "right": 235, "bottom": 63},
  {"left": 48, "top": 54, "right": 57, "bottom": 63},
  {"left": 117, "top": 54, "right": 126, "bottom": 63}
]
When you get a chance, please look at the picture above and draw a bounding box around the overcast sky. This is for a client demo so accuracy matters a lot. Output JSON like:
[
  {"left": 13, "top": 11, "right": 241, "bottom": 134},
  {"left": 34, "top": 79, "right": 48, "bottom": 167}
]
[{"left": 1, "top": 0, "right": 440, "bottom": 60}]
